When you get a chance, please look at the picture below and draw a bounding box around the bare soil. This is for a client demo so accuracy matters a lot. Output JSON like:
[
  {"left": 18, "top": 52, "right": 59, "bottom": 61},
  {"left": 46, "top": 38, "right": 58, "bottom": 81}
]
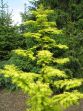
[
  {"left": 0, "top": 89, "right": 27, "bottom": 111},
  {"left": 0, "top": 89, "right": 83, "bottom": 111}
]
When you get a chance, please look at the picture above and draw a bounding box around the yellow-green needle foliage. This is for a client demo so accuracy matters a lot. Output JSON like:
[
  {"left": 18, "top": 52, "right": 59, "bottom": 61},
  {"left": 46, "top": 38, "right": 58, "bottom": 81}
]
[{"left": 0, "top": 6, "right": 83, "bottom": 111}]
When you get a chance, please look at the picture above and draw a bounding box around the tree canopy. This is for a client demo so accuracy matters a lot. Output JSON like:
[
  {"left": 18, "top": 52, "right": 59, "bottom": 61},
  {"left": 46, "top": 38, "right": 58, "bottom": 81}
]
[{"left": 0, "top": 1, "right": 83, "bottom": 111}]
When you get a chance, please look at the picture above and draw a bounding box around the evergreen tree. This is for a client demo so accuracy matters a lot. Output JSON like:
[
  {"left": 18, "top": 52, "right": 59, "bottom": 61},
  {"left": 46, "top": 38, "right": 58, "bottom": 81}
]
[
  {"left": 0, "top": 0, "right": 23, "bottom": 60},
  {"left": 29, "top": 0, "right": 83, "bottom": 27},
  {"left": 0, "top": 6, "right": 83, "bottom": 111},
  {"left": 0, "top": 0, "right": 24, "bottom": 89},
  {"left": 0, "top": 0, "right": 12, "bottom": 26},
  {"left": 29, "top": 0, "right": 83, "bottom": 77}
]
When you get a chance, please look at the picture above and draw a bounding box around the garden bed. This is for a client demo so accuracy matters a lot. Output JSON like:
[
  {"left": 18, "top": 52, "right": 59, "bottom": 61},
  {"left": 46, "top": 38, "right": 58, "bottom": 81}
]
[
  {"left": 0, "top": 89, "right": 83, "bottom": 111},
  {"left": 0, "top": 89, "right": 27, "bottom": 111}
]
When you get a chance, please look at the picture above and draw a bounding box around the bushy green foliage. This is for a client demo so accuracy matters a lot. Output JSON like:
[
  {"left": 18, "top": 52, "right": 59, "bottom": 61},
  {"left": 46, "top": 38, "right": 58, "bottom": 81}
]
[
  {"left": 0, "top": 0, "right": 24, "bottom": 89},
  {"left": 0, "top": 0, "right": 24, "bottom": 59},
  {"left": 0, "top": 6, "right": 83, "bottom": 111},
  {"left": 0, "top": 25, "right": 23, "bottom": 89},
  {"left": 31, "top": 0, "right": 83, "bottom": 77}
]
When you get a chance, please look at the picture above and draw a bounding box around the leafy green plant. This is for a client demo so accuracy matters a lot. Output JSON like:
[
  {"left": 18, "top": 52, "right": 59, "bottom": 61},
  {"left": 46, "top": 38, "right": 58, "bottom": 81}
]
[
  {"left": 0, "top": 0, "right": 24, "bottom": 89},
  {"left": 0, "top": 6, "right": 83, "bottom": 111}
]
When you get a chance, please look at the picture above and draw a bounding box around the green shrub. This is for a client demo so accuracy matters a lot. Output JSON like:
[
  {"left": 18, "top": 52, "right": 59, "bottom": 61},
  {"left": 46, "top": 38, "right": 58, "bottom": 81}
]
[{"left": 0, "top": 6, "right": 83, "bottom": 111}]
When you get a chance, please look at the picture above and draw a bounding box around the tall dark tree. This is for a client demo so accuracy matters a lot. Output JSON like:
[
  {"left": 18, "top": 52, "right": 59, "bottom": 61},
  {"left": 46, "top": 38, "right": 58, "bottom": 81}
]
[
  {"left": 0, "top": 0, "right": 23, "bottom": 60},
  {"left": 0, "top": 0, "right": 24, "bottom": 89},
  {"left": 0, "top": 0, "right": 12, "bottom": 26}
]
